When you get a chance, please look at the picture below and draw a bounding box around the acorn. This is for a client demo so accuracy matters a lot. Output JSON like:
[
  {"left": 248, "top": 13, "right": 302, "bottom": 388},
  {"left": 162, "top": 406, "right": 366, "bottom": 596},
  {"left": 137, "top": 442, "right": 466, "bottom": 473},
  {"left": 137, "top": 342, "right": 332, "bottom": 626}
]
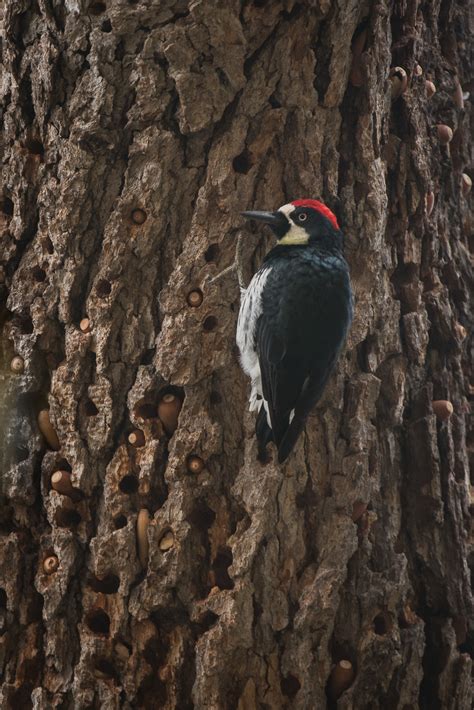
[
  {"left": 128, "top": 430, "right": 145, "bottom": 447},
  {"left": 186, "top": 455, "right": 204, "bottom": 474},
  {"left": 453, "top": 78, "right": 464, "bottom": 109},
  {"left": 51, "top": 471, "right": 74, "bottom": 497},
  {"left": 327, "top": 660, "right": 355, "bottom": 701},
  {"left": 159, "top": 531, "right": 174, "bottom": 551},
  {"left": 10, "top": 355, "right": 24, "bottom": 374},
  {"left": 461, "top": 173, "right": 472, "bottom": 197},
  {"left": 187, "top": 289, "right": 203, "bottom": 308},
  {"left": 43, "top": 555, "right": 59, "bottom": 574},
  {"left": 389, "top": 67, "right": 408, "bottom": 100},
  {"left": 425, "top": 80, "right": 436, "bottom": 98},
  {"left": 454, "top": 322, "right": 467, "bottom": 341},
  {"left": 79, "top": 318, "right": 91, "bottom": 333},
  {"left": 131, "top": 208, "right": 147, "bottom": 225},
  {"left": 436, "top": 125, "right": 453, "bottom": 145},
  {"left": 157, "top": 393, "right": 182, "bottom": 436},
  {"left": 351, "top": 501, "right": 367, "bottom": 522},
  {"left": 425, "top": 192, "right": 435, "bottom": 216},
  {"left": 136, "top": 509, "right": 150, "bottom": 569},
  {"left": 38, "top": 409, "right": 60, "bottom": 450},
  {"left": 432, "top": 400, "right": 453, "bottom": 421}
]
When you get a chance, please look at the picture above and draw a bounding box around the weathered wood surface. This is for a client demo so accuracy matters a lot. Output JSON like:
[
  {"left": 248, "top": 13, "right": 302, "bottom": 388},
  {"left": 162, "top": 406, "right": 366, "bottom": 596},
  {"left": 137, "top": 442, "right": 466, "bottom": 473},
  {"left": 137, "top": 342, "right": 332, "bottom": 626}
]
[{"left": 0, "top": 1, "right": 472, "bottom": 708}]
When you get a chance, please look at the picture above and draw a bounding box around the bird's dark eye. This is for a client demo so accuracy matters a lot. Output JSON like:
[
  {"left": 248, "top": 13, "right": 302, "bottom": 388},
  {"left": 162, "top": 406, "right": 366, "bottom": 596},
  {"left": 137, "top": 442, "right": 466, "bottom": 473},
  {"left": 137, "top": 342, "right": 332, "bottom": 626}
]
[{"left": 298, "top": 213, "right": 307, "bottom": 222}]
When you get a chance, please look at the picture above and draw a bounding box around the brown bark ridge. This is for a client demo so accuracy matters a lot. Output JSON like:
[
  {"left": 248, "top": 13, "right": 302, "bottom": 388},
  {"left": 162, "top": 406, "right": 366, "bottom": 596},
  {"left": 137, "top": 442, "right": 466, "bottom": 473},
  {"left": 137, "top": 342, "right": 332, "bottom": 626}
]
[{"left": 0, "top": 1, "right": 472, "bottom": 708}]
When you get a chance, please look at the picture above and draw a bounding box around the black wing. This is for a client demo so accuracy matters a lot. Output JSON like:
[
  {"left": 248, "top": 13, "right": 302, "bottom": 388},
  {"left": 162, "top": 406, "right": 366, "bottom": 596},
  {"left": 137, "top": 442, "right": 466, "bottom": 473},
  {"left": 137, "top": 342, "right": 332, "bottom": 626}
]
[
  {"left": 255, "top": 255, "right": 352, "bottom": 463},
  {"left": 256, "top": 315, "right": 337, "bottom": 463}
]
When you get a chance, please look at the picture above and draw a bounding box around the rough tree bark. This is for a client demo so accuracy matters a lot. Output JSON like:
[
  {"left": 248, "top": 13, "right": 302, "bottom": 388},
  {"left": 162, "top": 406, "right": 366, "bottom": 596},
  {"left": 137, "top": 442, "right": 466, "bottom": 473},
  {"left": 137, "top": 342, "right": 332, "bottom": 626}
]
[{"left": 0, "top": 0, "right": 472, "bottom": 708}]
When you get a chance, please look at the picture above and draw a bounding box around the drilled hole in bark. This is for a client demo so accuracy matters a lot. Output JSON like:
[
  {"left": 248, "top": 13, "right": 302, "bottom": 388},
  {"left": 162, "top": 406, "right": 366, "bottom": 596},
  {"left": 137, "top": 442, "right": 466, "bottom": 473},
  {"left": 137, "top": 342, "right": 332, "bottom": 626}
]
[
  {"left": 210, "top": 390, "right": 222, "bottom": 405},
  {"left": 135, "top": 402, "right": 157, "bottom": 419},
  {"left": 89, "top": 1, "right": 106, "bottom": 14},
  {"left": 86, "top": 608, "right": 110, "bottom": 635},
  {"left": 119, "top": 474, "right": 139, "bottom": 494},
  {"left": 55, "top": 508, "right": 81, "bottom": 528},
  {"left": 199, "top": 610, "right": 219, "bottom": 632},
  {"left": 54, "top": 458, "right": 72, "bottom": 473},
  {"left": 0, "top": 589, "right": 6, "bottom": 607},
  {"left": 42, "top": 237, "right": 54, "bottom": 253},
  {"left": 87, "top": 573, "right": 120, "bottom": 594},
  {"left": 232, "top": 149, "right": 253, "bottom": 174},
  {"left": 268, "top": 93, "right": 282, "bottom": 108},
  {"left": 373, "top": 612, "right": 392, "bottom": 635},
  {"left": 94, "top": 657, "right": 117, "bottom": 679},
  {"left": 204, "top": 243, "right": 220, "bottom": 263},
  {"left": 17, "top": 315, "right": 34, "bottom": 333},
  {"left": 281, "top": 674, "right": 301, "bottom": 698},
  {"left": 113, "top": 514, "right": 127, "bottom": 529},
  {"left": 0, "top": 196, "right": 13, "bottom": 216},
  {"left": 96, "top": 279, "right": 112, "bottom": 297},
  {"left": 188, "top": 502, "right": 216, "bottom": 530},
  {"left": 84, "top": 399, "right": 98, "bottom": 416},
  {"left": 203, "top": 316, "right": 218, "bottom": 332},
  {"left": 101, "top": 18, "right": 112, "bottom": 31},
  {"left": 32, "top": 266, "right": 46, "bottom": 282},
  {"left": 25, "top": 138, "right": 44, "bottom": 155},
  {"left": 212, "top": 547, "right": 234, "bottom": 590}
]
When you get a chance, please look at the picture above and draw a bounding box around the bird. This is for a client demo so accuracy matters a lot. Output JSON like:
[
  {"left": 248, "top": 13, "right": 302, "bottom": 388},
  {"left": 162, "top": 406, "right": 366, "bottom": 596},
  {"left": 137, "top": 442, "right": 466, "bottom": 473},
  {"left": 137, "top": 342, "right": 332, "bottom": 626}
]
[{"left": 236, "top": 199, "right": 353, "bottom": 464}]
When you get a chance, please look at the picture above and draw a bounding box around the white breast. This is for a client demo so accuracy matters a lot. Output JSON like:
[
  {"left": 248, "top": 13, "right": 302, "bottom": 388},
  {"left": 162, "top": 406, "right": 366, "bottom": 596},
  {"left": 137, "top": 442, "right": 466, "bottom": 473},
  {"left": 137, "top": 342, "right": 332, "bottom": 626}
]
[{"left": 236, "top": 266, "right": 270, "bottom": 412}]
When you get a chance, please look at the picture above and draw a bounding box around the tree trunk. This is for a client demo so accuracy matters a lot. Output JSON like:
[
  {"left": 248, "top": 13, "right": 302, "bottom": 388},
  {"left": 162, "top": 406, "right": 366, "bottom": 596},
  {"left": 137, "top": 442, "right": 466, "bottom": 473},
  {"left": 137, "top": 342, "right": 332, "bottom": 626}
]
[{"left": 0, "top": 0, "right": 472, "bottom": 708}]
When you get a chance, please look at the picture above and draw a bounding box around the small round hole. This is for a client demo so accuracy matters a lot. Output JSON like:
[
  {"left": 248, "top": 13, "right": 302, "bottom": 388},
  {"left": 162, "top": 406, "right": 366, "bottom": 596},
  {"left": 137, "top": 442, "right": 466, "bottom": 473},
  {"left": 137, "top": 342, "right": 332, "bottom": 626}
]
[
  {"left": 204, "top": 243, "right": 220, "bottom": 263},
  {"left": 32, "top": 266, "right": 47, "bottom": 282},
  {"left": 0, "top": 196, "right": 13, "bottom": 217},
  {"left": 42, "top": 237, "right": 54, "bottom": 254},
  {"left": 55, "top": 508, "right": 82, "bottom": 528},
  {"left": 118, "top": 475, "right": 139, "bottom": 494},
  {"left": 232, "top": 149, "right": 253, "bottom": 174},
  {"left": 113, "top": 514, "right": 127, "bottom": 529},
  {"left": 25, "top": 138, "right": 44, "bottom": 155},
  {"left": 85, "top": 399, "right": 99, "bottom": 416},
  {"left": 203, "top": 316, "right": 218, "bottom": 332},
  {"left": 373, "top": 612, "right": 392, "bottom": 635},
  {"left": 96, "top": 279, "right": 112, "bottom": 297},
  {"left": 87, "top": 573, "right": 120, "bottom": 594},
  {"left": 94, "top": 658, "right": 117, "bottom": 680},
  {"left": 101, "top": 18, "right": 112, "bottom": 31},
  {"left": 0, "top": 589, "right": 7, "bottom": 607},
  {"left": 85, "top": 608, "right": 110, "bottom": 635}
]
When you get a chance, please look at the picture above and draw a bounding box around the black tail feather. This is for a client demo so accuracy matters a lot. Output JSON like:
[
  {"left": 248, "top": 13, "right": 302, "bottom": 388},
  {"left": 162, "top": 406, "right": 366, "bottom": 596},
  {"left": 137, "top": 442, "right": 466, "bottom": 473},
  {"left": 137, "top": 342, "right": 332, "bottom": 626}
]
[
  {"left": 255, "top": 407, "right": 274, "bottom": 462},
  {"left": 277, "top": 416, "right": 306, "bottom": 463}
]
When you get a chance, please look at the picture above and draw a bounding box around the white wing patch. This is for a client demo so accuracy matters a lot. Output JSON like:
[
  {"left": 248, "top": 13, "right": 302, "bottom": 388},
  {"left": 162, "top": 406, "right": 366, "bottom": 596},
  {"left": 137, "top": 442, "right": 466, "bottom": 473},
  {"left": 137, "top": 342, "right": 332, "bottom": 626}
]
[{"left": 236, "top": 266, "right": 271, "bottom": 415}]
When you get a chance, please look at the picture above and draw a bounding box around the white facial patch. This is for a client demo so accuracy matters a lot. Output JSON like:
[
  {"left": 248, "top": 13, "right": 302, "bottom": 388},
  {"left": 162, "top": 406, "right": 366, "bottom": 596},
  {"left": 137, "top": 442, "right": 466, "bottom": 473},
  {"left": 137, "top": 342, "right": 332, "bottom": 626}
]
[{"left": 277, "top": 203, "right": 309, "bottom": 245}]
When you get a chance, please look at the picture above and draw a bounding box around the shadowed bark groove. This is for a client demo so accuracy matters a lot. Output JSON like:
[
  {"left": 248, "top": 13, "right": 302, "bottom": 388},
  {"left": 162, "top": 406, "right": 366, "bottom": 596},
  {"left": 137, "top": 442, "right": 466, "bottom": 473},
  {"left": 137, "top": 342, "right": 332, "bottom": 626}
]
[{"left": 0, "top": 0, "right": 472, "bottom": 708}]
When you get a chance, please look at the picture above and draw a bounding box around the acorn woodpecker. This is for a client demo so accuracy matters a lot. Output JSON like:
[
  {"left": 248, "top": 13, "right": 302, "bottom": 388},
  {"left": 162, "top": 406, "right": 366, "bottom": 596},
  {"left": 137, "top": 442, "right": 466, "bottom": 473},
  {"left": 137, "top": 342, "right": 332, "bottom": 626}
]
[{"left": 237, "top": 199, "right": 353, "bottom": 464}]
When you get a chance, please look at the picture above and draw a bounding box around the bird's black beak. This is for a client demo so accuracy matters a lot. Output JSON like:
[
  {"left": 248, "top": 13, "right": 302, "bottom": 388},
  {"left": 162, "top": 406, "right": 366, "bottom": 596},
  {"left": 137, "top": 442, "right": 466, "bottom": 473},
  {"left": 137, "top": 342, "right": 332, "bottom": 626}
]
[
  {"left": 241, "top": 210, "right": 285, "bottom": 226},
  {"left": 241, "top": 210, "right": 289, "bottom": 238}
]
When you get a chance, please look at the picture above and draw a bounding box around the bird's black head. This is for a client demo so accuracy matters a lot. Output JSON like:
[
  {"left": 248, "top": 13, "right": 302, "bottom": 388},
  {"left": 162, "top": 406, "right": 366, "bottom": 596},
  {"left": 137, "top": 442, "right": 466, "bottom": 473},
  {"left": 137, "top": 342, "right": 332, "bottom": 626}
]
[{"left": 241, "top": 199, "right": 343, "bottom": 251}]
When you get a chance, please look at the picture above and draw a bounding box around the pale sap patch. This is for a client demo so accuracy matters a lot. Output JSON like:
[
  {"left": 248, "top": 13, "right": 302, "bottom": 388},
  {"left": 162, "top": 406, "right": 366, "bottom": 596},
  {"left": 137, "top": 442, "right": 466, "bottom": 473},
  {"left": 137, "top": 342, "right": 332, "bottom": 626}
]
[{"left": 277, "top": 203, "right": 309, "bottom": 245}]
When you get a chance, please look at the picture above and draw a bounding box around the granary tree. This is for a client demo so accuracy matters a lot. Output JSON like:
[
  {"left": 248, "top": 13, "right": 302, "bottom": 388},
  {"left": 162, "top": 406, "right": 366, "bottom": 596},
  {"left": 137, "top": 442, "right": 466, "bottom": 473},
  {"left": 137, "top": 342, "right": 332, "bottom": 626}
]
[{"left": 0, "top": 0, "right": 472, "bottom": 708}]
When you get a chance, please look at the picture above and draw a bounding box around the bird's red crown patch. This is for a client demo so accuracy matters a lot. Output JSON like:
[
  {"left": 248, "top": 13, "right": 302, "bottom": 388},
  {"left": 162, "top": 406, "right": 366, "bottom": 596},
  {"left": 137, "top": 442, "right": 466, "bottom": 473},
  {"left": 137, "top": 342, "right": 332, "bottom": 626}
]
[{"left": 291, "top": 199, "right": 339, "bottom": 230}]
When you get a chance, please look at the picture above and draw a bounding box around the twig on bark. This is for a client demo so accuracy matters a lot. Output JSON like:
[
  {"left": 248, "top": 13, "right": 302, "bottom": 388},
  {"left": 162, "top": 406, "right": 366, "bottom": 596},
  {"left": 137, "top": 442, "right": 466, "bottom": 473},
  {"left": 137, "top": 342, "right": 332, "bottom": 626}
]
[{"left": 208, "top": 232, "right": 247, "bottom": 289}]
